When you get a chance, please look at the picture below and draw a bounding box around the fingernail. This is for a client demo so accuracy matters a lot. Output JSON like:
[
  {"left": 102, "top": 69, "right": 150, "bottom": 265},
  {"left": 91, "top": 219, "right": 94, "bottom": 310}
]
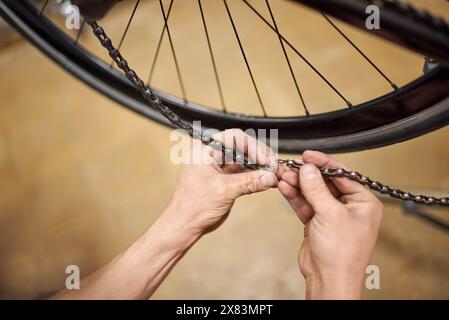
[
  {"left": 260, "top": 172, "right": 276, "bottom": 187},
  {"left": 300, "top": 164, "right": 318, "bottom": 180}
]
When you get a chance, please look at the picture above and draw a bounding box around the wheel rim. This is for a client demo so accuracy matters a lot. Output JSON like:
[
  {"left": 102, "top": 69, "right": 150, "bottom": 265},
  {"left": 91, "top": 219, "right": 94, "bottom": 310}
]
[{"left": 1, "top": 0, "right": 449, "bottom": 153}]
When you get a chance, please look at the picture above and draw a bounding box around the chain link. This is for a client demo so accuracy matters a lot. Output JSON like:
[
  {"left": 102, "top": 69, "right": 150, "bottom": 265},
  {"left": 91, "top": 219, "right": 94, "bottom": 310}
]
[
  {"left": 279, "top": 159, "right": 448, "bottom": 207},
  {"left": 89, "top": 21, "right": 265, "bottom": 172},
  {"left": 86, "top": 12, "right": 448, "bottom": 207}
]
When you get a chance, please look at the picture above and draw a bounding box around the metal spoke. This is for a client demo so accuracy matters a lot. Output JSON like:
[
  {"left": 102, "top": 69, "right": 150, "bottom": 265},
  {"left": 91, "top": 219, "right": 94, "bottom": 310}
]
[
  {"left": 242, "top": 0, "right": 352, "bottom": 108},
  {"left": 198, "top": 0, "right": 227, "bottom": 112},
  {"left": 265, "top": 0, "right": 309, "bottom": 116},
  {"left": 110, "top": 0, "right": 141, "bottom": 67},
  {"left": 322, "top": 13, "right": 398, "bottom": 91},
  {"left": 224, "top": 0, "right": 267, "bottom": 117},
  {"left": 158, "top": 0, "right": 187, "bottom": 103},
  {"left": 147, "top": 0, "right": 175, "bottom": 86},
  {"left": 39, "top": 0, "right": 49, "bottom": 16},
  {"left": 74, "top": 19, "right": 86, "bottom": 44}
]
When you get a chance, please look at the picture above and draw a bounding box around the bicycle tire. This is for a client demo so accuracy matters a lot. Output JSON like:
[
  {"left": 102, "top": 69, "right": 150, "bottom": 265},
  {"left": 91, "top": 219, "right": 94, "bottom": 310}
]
[{"left": 1, "top": 0, "right": 448, "bottom": 153}]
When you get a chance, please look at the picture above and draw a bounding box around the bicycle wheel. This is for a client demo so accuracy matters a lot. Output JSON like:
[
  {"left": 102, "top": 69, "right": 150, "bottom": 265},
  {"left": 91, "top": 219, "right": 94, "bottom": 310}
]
[{"left": 1, "top": 0, "right": 449, "bottom": 153}]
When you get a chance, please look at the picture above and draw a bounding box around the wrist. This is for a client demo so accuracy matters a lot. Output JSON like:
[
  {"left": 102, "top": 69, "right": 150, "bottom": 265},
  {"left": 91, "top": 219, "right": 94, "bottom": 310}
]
[
  {"left": 305, "top": 269, "right": 363, "bottom": 300},
  {"left": 124, "top": 203, "right": 202, "bottom": 263},
  {"left": 152, "top": 201, "right": 204, "bottom": 252}
]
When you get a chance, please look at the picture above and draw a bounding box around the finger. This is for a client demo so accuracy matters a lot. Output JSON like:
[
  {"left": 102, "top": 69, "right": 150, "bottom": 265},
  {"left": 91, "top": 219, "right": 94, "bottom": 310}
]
[
  {"left": 275, "top": 163, "right": 289, "bottom": 180},
  {"left": 303, "top": 150, "right": 370, "bottom": 199},
  {"left": 303, "top": 150, "right": 351, "bottom": 171},
  {"left": 282, "top": 169, "right": 341, "bottom": 199},
  {"left": 276, "top": 157, "right": 302, "bottom": 180},
  {"left": 282, "top": 170, "right": 299, "bottom": 187},
  {"left": 299, "top": 163, "right": 343, "bottom": 214},
  {"left": 234, "top": 129, "right": 278, "bottom": 171},
  {"left": 304, "top": 222, "right": 310, "bottom": 238},
  {"left": 225, "top": 170, "right": 278, "bottom": 197},
  {"left": 221, "top": 163, "right": 246, "bottom": 174},
  {"left": 207, "top": 132, "right": 245, "bottom": 168},
  {"left": 213, "top": 129, "right": 278, "bottom": 172},
  {"left": 278, "top": 181, "right": 314, "bottom": 224},
  {"left": 207, "top": 134, "right": 226, "bottom": 166},
  {"left": 189, "top": 139, "right": 220, "bottom": 168}
]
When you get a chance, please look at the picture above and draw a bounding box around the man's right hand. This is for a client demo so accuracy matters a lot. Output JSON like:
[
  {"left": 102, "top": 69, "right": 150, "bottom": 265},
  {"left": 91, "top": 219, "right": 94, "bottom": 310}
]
[{"left": 278, "top": 151, "right": 384, "bottom": 299}]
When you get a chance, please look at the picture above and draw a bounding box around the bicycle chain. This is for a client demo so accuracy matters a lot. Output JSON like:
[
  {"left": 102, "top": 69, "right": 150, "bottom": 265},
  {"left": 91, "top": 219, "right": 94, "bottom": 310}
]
[{"left": 86, "top": 12, "right": 448, "bottom": 207}]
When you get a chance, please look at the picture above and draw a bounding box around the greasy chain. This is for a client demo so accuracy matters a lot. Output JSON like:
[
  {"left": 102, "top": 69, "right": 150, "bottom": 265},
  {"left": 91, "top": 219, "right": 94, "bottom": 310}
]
[{"left": 86, "top": 18, "right": 448, "bottom": 207}]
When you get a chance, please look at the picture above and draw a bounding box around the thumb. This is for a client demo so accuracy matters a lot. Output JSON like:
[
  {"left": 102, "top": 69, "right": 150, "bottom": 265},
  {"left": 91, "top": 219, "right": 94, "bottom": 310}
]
[
  {"left": 225, "top": 170, "right": 278, "bottom": 197},
  {"left": 299, "top": 164, "right": 342, "bottom": 213}
]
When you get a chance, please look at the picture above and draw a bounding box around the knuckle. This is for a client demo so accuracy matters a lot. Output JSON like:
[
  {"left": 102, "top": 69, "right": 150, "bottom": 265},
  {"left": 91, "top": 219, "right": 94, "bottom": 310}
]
[
  {"left": 224, "top": 128, "right": 241, "bottom": 139},
  {"left": 242, "top": 174, "right": 259, "bottom": 194},
  {"left": 234, "top": 128, "right": 244, "bottom": 135}
]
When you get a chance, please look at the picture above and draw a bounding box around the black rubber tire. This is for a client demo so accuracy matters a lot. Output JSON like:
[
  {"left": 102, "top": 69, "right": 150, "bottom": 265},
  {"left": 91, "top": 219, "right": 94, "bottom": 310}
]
[{"left": 1, "top": 0, "right": 449, "bottom": 153}]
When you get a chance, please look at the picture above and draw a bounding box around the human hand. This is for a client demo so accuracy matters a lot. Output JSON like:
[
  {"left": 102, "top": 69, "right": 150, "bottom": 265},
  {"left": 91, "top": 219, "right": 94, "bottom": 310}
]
[
  {"left": 163, "top": 129, "right": 279, "bottom": 244},
  {"left": 54, "top": 129, "right": 279, "bottom": 300},
  {"left": 278, "top": 151, "right": 383, "bottom": 299}
]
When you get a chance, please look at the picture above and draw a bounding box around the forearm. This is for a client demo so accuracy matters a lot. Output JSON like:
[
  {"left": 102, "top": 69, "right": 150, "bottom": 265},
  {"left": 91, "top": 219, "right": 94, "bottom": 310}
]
[{"left": 52, "top": 206, "right": 200, "bottom": 300}]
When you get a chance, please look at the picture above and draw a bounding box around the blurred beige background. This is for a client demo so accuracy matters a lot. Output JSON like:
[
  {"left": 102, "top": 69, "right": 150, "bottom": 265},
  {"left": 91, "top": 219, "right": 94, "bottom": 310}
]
[{"left": 0, "top": 0, "right": 448, "bottom": 299}]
